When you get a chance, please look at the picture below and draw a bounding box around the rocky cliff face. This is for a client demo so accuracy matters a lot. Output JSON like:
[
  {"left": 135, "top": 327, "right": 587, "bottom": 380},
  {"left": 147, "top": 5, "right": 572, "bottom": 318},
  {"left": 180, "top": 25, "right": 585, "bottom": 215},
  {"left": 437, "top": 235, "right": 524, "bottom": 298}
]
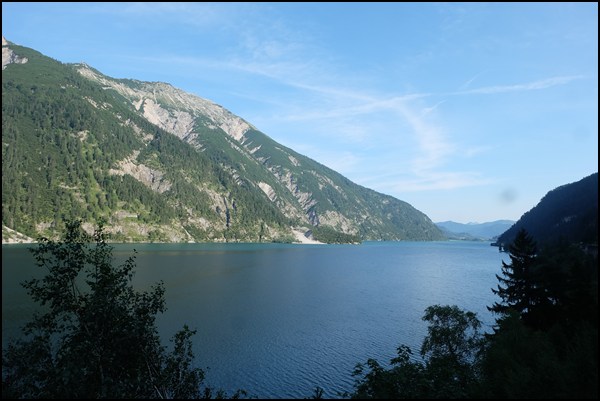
[
  {"left": 2, "top": 36, "right": 28, "bottom": 70},
  {"left": 76, "top": 65, "right": 253, "bottom": 141},
  {"left": 75, "top": 64, "right": 329, "bottom": 229}
]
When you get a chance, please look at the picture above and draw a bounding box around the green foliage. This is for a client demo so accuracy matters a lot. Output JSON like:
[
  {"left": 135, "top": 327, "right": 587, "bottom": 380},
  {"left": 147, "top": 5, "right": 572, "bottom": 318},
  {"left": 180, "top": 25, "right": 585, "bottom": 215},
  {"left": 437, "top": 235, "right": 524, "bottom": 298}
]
[
  {"left": 271, "top": 233, "right": 296, "bottom": 244},
  {"left": 478, "top": 313, "right": 597, "bottom": 399},
  {"left": 306, "top": 386, "right": 325, "bottom": 399},
  {"left": 2, "top": 45, "right": 143, "bottom": 236},
  {"left": 421, "top": 305, "right": 482, "bottom": 363},
  {"left": 420, "top": 305, "right": 483, "bottom": 398},
  {"left": 535, "top": 242, "right": 599, "bottom": 327},
  {"left": 349, "top": 305, "right": 483, "bottom": 399},
  {"left": 477, "top": 231, "right": 598, "bottom": 398},
  {"left": 1, "top": 220, "right": 236, "bottom": 399},
  {"left": 349, "top": 346, "right": 429, "bottom": 399},
  {"left": 490, "top": 228, "right": 598, "bottom": 331},
  {"left": 310, "top": 225, "right": 361, "bottom": 244},
  {"left": 488, "top": 228, "right": 539, "bottom": 325}
]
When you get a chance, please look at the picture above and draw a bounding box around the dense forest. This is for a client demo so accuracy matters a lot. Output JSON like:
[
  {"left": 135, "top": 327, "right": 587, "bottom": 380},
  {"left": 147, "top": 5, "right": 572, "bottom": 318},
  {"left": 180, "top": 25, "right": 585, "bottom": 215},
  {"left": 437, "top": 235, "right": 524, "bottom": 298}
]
[{"left": 3, "top": 223, "right": 597, "bottom": 398}]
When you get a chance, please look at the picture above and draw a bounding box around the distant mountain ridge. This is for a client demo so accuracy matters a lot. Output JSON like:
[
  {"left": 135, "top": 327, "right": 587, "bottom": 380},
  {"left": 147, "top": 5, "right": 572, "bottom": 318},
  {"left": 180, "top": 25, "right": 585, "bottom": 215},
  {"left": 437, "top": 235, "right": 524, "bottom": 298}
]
[
  {"left": 1, "top": 37, "right": 444, "bottom": 243},
  {"left": 435, "top": 220, "right": 515, "bottom": 241},
  {"left": 496, "top": 173, "right": 598, "bottom": 247}
]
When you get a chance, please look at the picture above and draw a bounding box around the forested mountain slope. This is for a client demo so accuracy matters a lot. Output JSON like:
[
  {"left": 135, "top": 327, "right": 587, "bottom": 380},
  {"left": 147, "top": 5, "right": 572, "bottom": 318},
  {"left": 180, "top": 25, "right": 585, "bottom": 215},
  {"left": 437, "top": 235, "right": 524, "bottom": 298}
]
[
  {"left": 2, "top": 37, "right": 444, "bottom": 243},
  {"left": 496, "top": 173, "right": 598, "bottom": 247}
]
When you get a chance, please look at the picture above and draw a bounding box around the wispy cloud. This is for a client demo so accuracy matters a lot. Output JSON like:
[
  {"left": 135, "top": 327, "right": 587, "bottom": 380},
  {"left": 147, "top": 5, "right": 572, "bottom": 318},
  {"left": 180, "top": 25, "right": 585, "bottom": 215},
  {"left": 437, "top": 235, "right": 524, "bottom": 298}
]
[
  {"left": 406, "top": 171, "right": 492, "bottom": 192},
  {"left": 359, "top": 170, "right": 491, "bottom": 193},
  {"left": 127, "top": 52, "right": 583, "bottom": 195},
  {"left": 388, "top": 98, "right": 454, "bottom": 173},
  {"left": 92, "top": 2, "right": 234, "bottom": 26},
  {"left": 282, "top": 92, "right": 485, "bottom": 192},
  {"left": 455, "top": 75, "right": 585, "bottom": 95},
  {"left": 458, "top": 71, "right": 484, "bottom": 91},
  {"left": 463, "top": 145, "right": 493, "bottom": 158},
  {"left": 420, "top": 100, "right": 446, "bottom": 117},
  {"left": 83, "top": 2, "right": 206, "bottom": 23},
  {"left": 271, "top": 93, "right": 425, "bottom": 122},
  {"left": 93, "top": 5, "right": 587, "bottom": 195},
  {"left": 201, "top": 51, "right": 486, "bottom": 191}
]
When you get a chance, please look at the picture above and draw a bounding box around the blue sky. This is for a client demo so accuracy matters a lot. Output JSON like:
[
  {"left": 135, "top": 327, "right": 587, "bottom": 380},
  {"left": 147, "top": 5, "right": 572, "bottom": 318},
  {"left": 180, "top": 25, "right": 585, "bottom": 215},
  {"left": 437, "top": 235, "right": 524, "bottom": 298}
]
[{"left": 3, "top": 2, "right": 598, "bottom": 223}]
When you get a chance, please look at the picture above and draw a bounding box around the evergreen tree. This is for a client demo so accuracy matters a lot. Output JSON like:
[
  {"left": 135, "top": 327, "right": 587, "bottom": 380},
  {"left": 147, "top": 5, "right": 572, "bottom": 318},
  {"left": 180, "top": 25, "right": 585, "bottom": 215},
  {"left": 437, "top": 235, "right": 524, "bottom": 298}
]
[{"left": 488, "top": 228, "right": 539, "bottom": 326}]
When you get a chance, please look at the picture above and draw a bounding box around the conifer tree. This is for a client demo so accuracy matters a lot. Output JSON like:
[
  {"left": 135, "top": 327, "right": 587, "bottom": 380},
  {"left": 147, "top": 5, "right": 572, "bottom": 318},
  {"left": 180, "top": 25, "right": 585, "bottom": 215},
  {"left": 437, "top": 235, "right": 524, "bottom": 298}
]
[{"left": 488, "top": 228, "right": 538, "bottom": 325}]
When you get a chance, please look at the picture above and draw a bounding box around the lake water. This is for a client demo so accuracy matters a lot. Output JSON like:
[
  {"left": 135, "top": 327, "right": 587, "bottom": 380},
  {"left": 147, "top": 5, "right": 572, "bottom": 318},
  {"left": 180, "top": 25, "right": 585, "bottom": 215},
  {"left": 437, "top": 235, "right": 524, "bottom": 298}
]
[{"left": 2, "top": 241, "right": 504, "bottom": 398}]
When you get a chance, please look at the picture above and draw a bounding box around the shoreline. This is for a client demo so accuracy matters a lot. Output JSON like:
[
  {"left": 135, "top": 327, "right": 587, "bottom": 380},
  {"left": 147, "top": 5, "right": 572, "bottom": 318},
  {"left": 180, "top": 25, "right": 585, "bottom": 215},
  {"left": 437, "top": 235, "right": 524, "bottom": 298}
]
[{"left": 2, "top": 229, "right": 326, "bottom": 246}]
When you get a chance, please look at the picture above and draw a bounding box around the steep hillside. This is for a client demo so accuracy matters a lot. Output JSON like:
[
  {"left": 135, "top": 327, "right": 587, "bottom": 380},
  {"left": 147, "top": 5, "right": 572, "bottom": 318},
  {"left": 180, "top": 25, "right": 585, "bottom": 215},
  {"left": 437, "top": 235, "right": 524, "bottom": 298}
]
[
  {"left": 2, "top": 38, "right": 444, "bottom": 243},
  {"left": 496, "top": 173, "right": 598, "bottom": 247}
]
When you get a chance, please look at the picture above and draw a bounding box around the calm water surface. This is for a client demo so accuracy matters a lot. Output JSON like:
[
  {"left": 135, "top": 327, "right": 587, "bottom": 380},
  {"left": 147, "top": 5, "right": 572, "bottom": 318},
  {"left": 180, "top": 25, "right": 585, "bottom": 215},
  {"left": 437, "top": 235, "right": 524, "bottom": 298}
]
[{"left": 3, "top": 241, "right": 504, "bottom": 398}]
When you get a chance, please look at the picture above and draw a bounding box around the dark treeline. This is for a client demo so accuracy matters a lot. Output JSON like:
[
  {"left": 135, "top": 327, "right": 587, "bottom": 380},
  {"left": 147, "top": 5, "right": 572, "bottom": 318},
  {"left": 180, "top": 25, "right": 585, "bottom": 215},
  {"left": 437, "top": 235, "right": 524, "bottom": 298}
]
[{"left": 2, "top": 224, "right": 597, "bottom": 398}]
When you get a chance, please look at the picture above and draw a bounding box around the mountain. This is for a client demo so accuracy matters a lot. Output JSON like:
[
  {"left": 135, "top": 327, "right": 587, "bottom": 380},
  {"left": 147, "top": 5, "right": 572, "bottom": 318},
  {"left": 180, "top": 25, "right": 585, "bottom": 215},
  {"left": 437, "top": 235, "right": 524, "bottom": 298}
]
[
  {"left": 435, "top": 220, "right": 515, "bottom": 241},
  {"left": 496, "top": 173, "right": 598, "bottom": 247},
  {"left": 1, "top": 38, "right": 444, "bottom": 243}
]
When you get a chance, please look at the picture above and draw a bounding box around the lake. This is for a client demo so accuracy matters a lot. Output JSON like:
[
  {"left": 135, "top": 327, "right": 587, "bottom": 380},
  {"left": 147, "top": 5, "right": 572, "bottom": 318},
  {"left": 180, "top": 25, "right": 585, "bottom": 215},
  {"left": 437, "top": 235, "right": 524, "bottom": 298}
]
[{"left": 2, "top": 241, "right": 504, "bottom": 398}]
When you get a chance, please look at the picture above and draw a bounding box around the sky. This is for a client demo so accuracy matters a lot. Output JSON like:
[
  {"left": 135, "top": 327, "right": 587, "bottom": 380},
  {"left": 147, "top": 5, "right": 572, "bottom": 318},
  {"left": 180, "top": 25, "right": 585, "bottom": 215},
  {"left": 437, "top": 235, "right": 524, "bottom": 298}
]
[{"left": 2, "top": 2, "right": 598, "bottom": 223}]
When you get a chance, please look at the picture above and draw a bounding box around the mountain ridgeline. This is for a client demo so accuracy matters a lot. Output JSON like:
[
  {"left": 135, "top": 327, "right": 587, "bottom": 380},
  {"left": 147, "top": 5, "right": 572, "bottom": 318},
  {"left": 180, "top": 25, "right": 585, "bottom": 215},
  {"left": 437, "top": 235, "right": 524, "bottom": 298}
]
[
  {"left": 2, "top": 38, "right": 444, "bottom": 243},
  {"left": 435, "top": 220, "right": 515, "bottom": 241},
  {"left": 496, "top": 172, "right": 598, "bottom": 248}
]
